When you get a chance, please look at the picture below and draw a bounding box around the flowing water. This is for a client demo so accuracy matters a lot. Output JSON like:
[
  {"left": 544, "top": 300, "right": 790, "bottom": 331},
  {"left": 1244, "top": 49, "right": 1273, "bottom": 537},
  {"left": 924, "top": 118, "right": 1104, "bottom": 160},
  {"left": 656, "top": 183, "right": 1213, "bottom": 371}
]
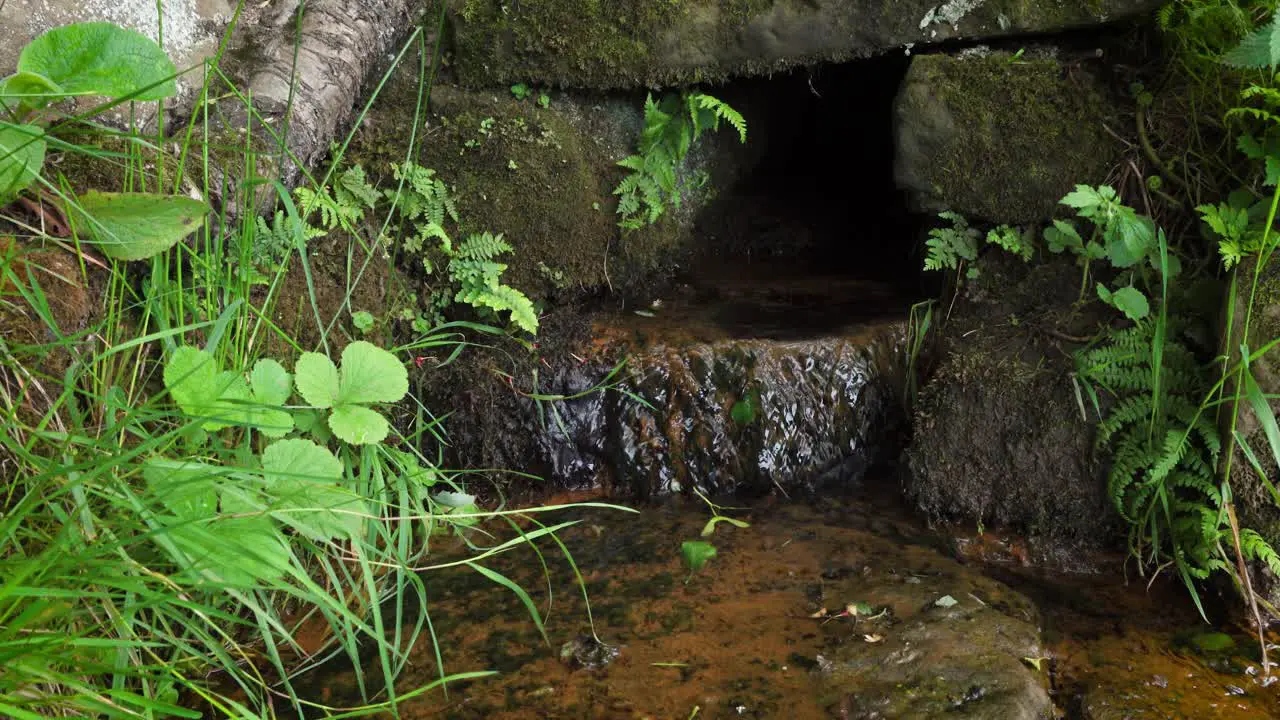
[
  {"left": 305, "top": 490, "right": 1280, "bottom": 719},
  {"left": 299, "top": 272, "right": 1280, "bottom": 718}
]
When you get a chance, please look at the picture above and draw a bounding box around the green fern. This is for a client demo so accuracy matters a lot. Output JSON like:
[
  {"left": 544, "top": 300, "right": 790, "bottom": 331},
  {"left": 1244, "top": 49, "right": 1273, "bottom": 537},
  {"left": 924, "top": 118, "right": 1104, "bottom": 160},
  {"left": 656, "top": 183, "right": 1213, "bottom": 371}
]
[
  {"left": 389, "top": 162, "right": 458, "bottom": 227},
  {"left": 1241, "top": 528, "right": 1280, "bottom": 576},
  {"left": 449, "top": 232, "right": 538, "bottom": 334},
  {"left": 922, "top": 211, "right": 980, "bottom": 274},
  {"left": 295, "top": 164, "right": 380, "bottom": 231},
  {"left": 250, "top": 210, "right": 324, "bottom": 270},
  {"left": 614, "top": 90, "right": 747, "bottom": 230},
  {"left": 1078, "top": 319, "right": 1226, "bottom": 579}
]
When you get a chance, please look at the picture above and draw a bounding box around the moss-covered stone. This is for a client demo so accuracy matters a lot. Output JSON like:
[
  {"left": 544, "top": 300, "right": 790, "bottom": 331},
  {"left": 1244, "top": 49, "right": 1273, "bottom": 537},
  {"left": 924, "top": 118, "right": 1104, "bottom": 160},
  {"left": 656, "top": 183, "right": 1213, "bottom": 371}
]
[
  {"left": 349, "top": 66, "right": 738, "bottom": 303},
  {"left": 1224, "top": 255, "right": 1280, "bottom": 610},
  {"left": 904, "top": 252, "right": 1117, "bottom": 555},
  {"left": 446, "top": 0, "right": 1158, "bottom": 90},
  {"left": 894, "top": 50, "right": 1120, "bottom": 224}
]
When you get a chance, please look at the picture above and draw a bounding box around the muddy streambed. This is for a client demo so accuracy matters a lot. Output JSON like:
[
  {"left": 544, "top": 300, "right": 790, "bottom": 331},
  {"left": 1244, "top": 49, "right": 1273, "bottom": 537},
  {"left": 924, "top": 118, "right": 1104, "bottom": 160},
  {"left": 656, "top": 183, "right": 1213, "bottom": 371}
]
[{"left": 303, "top": 490, "right": 1280, "bottom": 719}]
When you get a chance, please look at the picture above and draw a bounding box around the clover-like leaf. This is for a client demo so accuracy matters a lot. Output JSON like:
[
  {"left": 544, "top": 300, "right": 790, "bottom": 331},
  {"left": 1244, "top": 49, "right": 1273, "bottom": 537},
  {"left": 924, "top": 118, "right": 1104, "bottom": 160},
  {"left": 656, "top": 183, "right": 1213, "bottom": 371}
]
[
  {"left": 248, "top": 358, "right": 293, "bottom": 438},
  {"left": 67, "top": 191, "right": 208, "bottom": 261},
  {"left": 336, "top": 341, "right": 408, "bottom": 405},
  {"left": 251, "top": 359, "right": 292, "bottom": 405},
  {"left": 329, "top": 404, "right": 390, "bottom": 445},
  {"left": 18, "top": 22, "right": 177, "bottom": 102},
  {"left": 295, "top": 352, "right": 340, "bottom": 408}
]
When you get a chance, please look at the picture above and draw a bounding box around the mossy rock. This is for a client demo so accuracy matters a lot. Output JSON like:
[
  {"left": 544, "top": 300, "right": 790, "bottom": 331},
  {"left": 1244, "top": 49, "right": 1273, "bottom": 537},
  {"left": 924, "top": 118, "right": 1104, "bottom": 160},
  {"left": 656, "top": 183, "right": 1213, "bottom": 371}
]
[
  {"left": 894, "top": 50, "right": 1121, "bottom": 224},
  {"left": 1223, "top": 255, "right": 1280, "bottom": 611},
  {"left": 446, "top": 0, "right": 1159, "bottom": 90},
  {"left": 349, "top": 69, "right": 747, "bottom": 302},
  {"left": 904, "top": 253, "right": 1116, "bottom": 553}
]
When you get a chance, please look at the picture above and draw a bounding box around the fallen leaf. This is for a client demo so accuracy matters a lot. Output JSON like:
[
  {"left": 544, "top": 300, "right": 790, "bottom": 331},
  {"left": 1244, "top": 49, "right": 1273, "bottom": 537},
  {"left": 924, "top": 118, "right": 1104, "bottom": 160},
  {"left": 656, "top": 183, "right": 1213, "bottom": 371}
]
[
  {"left": 934, "top": 594, "right": 958, "bottom": 609},
  {"left": 863, "top": 634, "right": 884, "bottom": 643},
  {"left": 808, "top": 608, "right": 828, "bottom": 619}
]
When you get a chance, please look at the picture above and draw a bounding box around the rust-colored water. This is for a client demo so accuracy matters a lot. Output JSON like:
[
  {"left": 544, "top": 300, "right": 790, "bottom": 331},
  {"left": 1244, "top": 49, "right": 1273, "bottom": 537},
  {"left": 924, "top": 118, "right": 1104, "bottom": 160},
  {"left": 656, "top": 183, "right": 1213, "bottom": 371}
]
[{"left": 307, "top": 490, "right": 1280, "bottom": 719}]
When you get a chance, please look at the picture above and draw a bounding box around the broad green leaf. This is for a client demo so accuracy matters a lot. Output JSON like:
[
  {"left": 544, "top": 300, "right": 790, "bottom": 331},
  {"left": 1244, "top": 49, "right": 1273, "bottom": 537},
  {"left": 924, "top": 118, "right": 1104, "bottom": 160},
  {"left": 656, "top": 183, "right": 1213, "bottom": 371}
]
[
  {"left": 271, "top": 482, "right": 365, "bottom": 541},
  {"left": 329, "top": 404, "right": 390, "bottom": 445},
  {"left": 1043, "top": 220, "right": 1082, "bottom": 254},
  {"left": 1104, "top": 285, "right": 1150, "bottom": 321},
  {"left": 68, "top": 191, "right": 208, "bottom": 261},
  {"left": 18, "top": 22, "right": 177, "bottom": 101},
  {"left": 681, "top": 540, "right": 717, "bottom": 575},
  {"left": 260, "top": 438, "right": 343, "bottom": 490},
  {"left": 250, "top": 359, "right": 292, "bottom": 406},
  {"left": 1105, "top": 216, "right": 1153, "bottom": 268},
  {"left": 249, "top": 359, "right": 294, "bottom": 437},
  {"left": 1, "top": 72, "right": 63, "bottom": 110},
  {"left": 161, "top": 515, "right": 291, "bottom": 587},
  {"left": 0, "top": 124, "right": 46, "bottom": 203},
  {"left": 142, "top": 459, "right": 221, "bottom": 519},
  {"left": 295, "top": 352, "right": 340, "bottom": 408},
  {"left": 336, "top": 341, "right": 408, "bottom": 405}
]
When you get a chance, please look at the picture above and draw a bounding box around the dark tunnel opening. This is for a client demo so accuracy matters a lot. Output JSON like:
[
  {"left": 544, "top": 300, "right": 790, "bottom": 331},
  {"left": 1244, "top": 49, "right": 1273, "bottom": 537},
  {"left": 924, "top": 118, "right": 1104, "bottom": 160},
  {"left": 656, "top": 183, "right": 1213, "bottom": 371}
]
[{"left": 682, "top": 52, "right": 926, "bottom": 338}]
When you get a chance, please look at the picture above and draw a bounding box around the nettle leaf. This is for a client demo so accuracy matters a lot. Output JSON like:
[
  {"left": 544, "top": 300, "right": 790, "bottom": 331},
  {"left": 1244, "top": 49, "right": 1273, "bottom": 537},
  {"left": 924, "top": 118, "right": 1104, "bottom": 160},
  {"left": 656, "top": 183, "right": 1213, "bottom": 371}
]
[
  {"left": 329, "top": 404, "right": 390, "bottom": 445},
  {"left": 1044, "top": 220, "right": 1082, "bottom": 254},
  {"left": 68, "top": 191, "right": 208, "bottom": 261},
  {"left": 18, "top": 22, "right": 177, "bottom": 101},
  {"left": 337, "top": 341, "right": 409, "bottom": 405},
  {"left": 1222, "top": 16, "right": 1280, "bottom": 69},
  {"left": 0, "top": 124, "right": 46, "bottom": 203}
]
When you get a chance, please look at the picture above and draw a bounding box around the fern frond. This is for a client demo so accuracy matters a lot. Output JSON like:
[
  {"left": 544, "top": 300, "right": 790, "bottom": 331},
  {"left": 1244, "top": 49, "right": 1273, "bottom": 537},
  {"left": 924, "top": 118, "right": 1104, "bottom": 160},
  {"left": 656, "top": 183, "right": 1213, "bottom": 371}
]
[
  {"left": 337, "top": 164, "right": 381, "bottom": 209},
  {"left": 1240, "top": 528, "right": 1280, "bottom": 576},
  {"left": 456, "top": 232, "right": 513, "bottom": 262}
]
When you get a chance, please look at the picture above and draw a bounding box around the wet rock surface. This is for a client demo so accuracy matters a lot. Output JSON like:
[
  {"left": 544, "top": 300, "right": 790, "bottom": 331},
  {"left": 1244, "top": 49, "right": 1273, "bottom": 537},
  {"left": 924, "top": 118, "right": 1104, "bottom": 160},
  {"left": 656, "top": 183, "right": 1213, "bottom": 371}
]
[{"left": 429, "top": 273, "right": 912, "bottom": 500}]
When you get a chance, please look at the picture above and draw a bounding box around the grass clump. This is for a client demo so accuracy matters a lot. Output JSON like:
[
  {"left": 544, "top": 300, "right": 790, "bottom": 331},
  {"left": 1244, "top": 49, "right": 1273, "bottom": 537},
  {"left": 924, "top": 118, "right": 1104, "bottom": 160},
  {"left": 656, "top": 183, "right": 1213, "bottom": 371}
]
[{"left": 0, "top": 12, "right": 612, "bottom": 720}]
